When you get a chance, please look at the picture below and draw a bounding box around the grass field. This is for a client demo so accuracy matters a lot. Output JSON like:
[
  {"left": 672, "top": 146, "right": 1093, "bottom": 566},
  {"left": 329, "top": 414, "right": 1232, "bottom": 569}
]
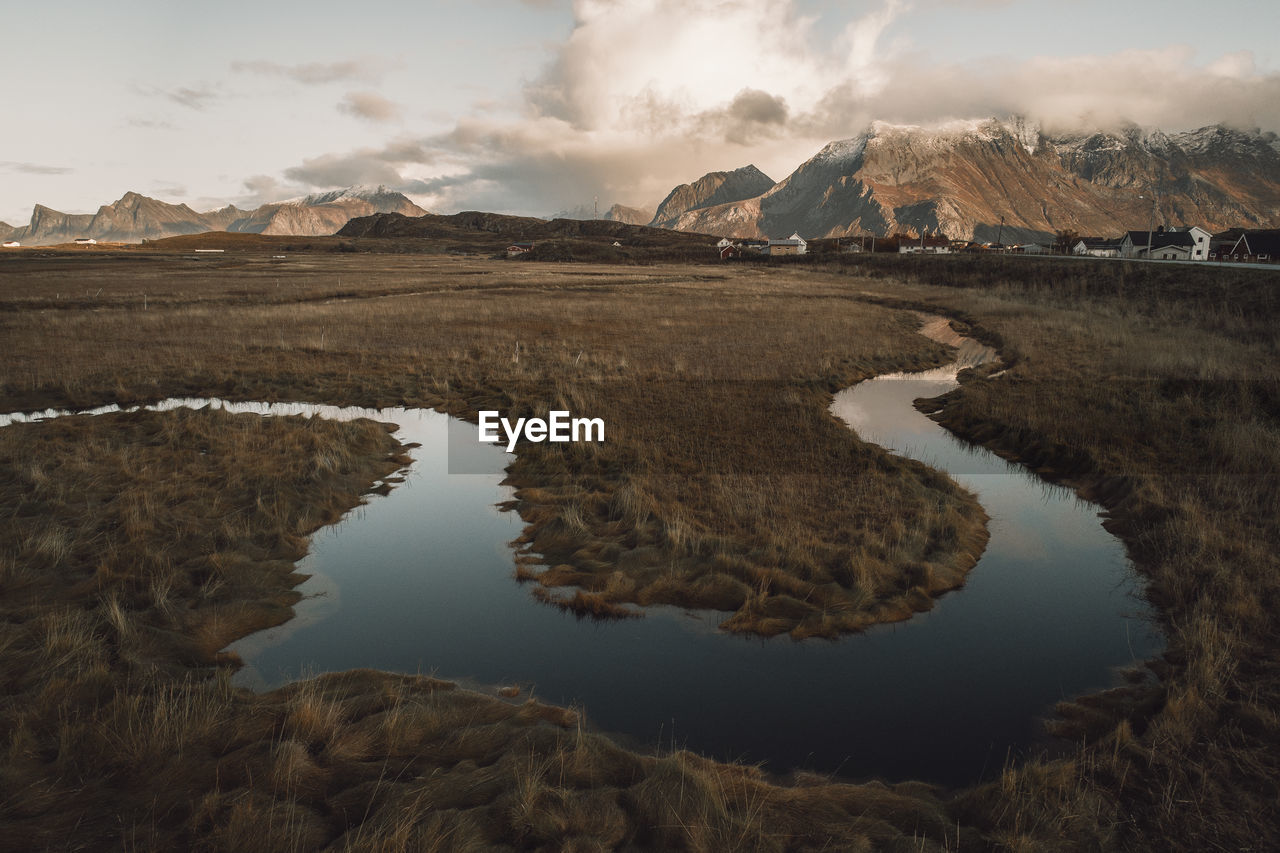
[
  {"left": 0, "top": 252, "right": 988, "bottom": 638},
  {"left": 1, "top": 247, "right": 1276, "bottom": 850}
]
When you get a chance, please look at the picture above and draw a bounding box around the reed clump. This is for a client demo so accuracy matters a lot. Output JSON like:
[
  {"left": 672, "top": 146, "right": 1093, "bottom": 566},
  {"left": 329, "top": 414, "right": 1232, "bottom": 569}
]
[
  {"left": 0, "top": 254, "right": 992, "bottom": 638},
  {"left": 850, "top": 255, "right": 1280, "bottom": 851},
  {"left": 0, "top": 408, "right": 966, "bottom": 850}
]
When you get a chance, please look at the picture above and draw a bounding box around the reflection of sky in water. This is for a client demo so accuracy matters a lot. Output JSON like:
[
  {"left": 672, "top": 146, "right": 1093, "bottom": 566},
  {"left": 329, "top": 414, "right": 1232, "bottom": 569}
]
[{"left": 2, "top": 369, "right": 1163, "bottom": 787}]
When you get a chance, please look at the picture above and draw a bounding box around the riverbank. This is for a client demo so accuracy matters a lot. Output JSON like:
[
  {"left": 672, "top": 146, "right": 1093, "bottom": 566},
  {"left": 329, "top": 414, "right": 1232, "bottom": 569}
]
[
  {"left": 4, "top": 252, "right": 1269, "bottom": 849},
  {"left": 0, "top": 404, "right": 969, "bottom": 851},
  {"left": 0, "top": 255, "right": 991, "bottom": 638},
  {"left": 850, "top": 257, "right": 1280, "bottom": 851}
]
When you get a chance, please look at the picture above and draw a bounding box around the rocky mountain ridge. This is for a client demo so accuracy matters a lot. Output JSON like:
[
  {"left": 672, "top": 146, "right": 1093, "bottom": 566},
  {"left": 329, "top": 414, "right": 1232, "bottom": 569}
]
[
  {"left": 648, "top": 165, "right": 776, "bottom": 230},
  {"left": 1, "top": 185, "right": 425, "bottom": 245},
  {"left": 658, "top": 120, "right": 1280, "bottom": 243},
  {"left": 549, "top": 202, "right": 654, "bottom": 226}
]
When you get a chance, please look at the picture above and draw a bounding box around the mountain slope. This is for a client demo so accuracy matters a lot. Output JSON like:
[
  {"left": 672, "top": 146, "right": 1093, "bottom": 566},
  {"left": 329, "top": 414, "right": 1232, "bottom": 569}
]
[
  {"left": 663, "top": 120, "right": 1280, "bottom": 242},
  {"left": 336, "top": 210, "right": 716, "bottom": 255},
  {"left": 649, "top": 165, "right": 775, "bottom": 229},
  {"left": 227, "top": 186, "right": 425, "bottom": 236},
  {"left": 549, "top": 203, "right": 655, "bottom": 225},
  {"left": 7, "top": 185, "right": 426, "bottom": 245}
]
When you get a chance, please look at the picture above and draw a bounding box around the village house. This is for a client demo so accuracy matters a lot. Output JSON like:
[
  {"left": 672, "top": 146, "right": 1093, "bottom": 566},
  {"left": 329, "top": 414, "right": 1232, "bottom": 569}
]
[
  {"left": 1, "top": 241, "right": 19, "bottom": 248},
  {"left": 1149, "top": 244, "right": 1192, "bottom": 261},
  {"left": 73, "top": 237, "right": 97, "bottom": 245},
  {"left": 1168, "top": 226, "right": 1211, "bottom": 260},
  {"left": 1207, "top": 229, "right": 1244, "bottom": 260},
  {"left": 898, "top": 235, "right": 951, "bottom": 254},
  {"left": 1227, "top": 229, "right": 1280, "bottom": 262},
  {"left": 767, "top": 232, "right": 807, "bottom": 256},
  {"left": 1118, "top": 227, "right": 1195, "bottom": 259},
  {"left": 1011, "top": 242, "right": 1050, "bottom": 255},
  {"left": 1073, "top": 237, "right": 1123, "bottom": 258},
  {"left": 506, "top": 242, "right": 533, "bottom": 258}
]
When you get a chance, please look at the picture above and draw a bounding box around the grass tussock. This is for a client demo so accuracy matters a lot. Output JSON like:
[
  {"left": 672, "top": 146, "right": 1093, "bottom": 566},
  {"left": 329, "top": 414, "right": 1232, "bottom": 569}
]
[
  {"left": 0, "top": 254, "right": 990, "bottom": 638},
  {"left": 5, "top": 251, "right": 1273, "bottom": 849},
  {"left": 850, "top": 255, "right": 1280, "bottom": 851},
  {"left": 0, "top": 380, "right": 970, "bottom": 851}
]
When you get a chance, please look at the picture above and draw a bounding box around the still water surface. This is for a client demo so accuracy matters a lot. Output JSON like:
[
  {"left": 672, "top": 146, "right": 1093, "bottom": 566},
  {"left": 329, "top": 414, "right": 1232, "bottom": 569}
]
[{"left": 2, "top": 328, "right": 1162, "bottom": 787}]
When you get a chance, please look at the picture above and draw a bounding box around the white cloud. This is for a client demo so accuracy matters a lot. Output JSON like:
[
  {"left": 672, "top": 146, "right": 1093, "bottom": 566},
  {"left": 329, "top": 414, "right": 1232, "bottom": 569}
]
[
  {"left": 338, "top": 91, "right": 402, "bottom": 123},
  {"left": 1, "top": 161, "right": 73, "bottom": 175},
  {"left": 231, "top": 58, "right": 399, "bottom": 85},
  {"left": 271, "top": 0, "right": 1280, "bottom": 215}
]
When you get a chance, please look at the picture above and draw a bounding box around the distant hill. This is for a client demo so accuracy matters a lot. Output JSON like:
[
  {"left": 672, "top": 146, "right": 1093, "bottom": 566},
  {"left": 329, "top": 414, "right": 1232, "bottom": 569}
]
[
  {"left": 2, "top": 185, "right": 425, "bottom": 246},
  {"left": 655, "top": 120, "right": 1280, "bottom": 242},
  {"left": 225, "top": 186, "right": 425, "bottom": 236},
  {"left": 648, "top": 165, "right": 775, "bottom": 231},
  {"left": 550, "top": 203, "right": 655, "bottom": 226},
  {"left": 336, "top": 210, "right": 717, "bottom": 258}
]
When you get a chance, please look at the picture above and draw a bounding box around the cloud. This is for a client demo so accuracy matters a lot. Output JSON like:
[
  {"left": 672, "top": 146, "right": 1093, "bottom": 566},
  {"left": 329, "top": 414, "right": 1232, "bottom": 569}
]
[
  {"left": 166, "top": 85, "right": 218, "bottom": 110},
  {"left": 803, "top": 46, "right": 1280, "bottom": 136},
  {"left": 231, "top": 58, "right": 398, "bottom": 85},
  {"left": 266, "top": 0, "right": 1280, "bottom": 216},
  {"left": 337, "top": 91, "right": 401, "bottom": 123},
  {"left": 281, "top": 139, "right": 439, "bottom": 189},
  {"left": 1, "top": 161, "right": 72, "bottom": 175},
  {"left": 127, "top": 117, "right": 174, "bottom": 130},
  {"left": 233, "top": 175, "right": 289, "bottom": 207}
]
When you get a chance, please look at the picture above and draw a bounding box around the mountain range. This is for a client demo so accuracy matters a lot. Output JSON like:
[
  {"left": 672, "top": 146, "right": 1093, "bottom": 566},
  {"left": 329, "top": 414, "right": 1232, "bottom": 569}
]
[
  {"left": 0, "top": 186, "right": 424, "bottom": 246},
  {"left": 647, "top": 120, "right": 1280, "bottom": 243},
  {"left": 7, "top": 120, "right": 1280, "bottom": 248},
  {"left": 549, "top": 202, "right": 654, "bottom": 226}
]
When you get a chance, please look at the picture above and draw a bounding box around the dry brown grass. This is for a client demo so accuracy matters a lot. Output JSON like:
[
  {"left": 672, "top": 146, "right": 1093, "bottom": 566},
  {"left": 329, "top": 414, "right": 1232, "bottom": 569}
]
[
  {"left": 0, "top": 253, "right": 988, "bottom": 637},
  {"left": 844, "top": 255, "right": 1280, "bottom": 851},
  {"left": 8, "top": 250, "right": 1269, "bottom": 850},
  {"left": 0, "top": 408, "right": 965, "bottom": 851},
  {"left": 0, "top": 254, "right": 995, "bottom": 850}
]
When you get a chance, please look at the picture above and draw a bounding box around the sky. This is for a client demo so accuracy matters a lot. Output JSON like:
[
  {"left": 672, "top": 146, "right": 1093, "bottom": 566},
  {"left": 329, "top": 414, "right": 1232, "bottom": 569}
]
[{"left": 3, "top": 0, "right": 1280, "bottom": 226}]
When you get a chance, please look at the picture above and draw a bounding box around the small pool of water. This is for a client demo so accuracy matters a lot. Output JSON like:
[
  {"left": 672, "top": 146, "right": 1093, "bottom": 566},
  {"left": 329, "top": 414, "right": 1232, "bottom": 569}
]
[{"left": 2, "top": 325, "right": 1162, "bottom": 787}]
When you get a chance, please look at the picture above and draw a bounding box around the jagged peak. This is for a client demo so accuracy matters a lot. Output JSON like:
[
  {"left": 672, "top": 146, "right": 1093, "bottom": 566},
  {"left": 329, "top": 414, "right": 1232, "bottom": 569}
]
[
  {"left": 864, "top": 116, "right": 1042, "bottom": 154},
  {"left": 806, "top": 134, "right": 871, "bottom": 164},
  {"left": 728, "top": 164, "right": 772, "bottom": 181},
  {"left": 277, "top": 184, "right": 404, "bottom": 207}
]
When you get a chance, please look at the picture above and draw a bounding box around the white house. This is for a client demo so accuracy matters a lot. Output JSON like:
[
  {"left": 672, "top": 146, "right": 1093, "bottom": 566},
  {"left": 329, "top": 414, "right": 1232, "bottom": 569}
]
[
  {"left": 899, "top": 235, "right": 951, "bottom": 254},
  {"left": 1119, "top": 228, "right": 1195, "bottom": 259},
  {"left": 767, "top": 232, "right": 807, "bottom": 256},
  {"left": 74, "top": 237, "right": 97, "bottom": 245},
  {"left": 1073, "top": 237, "right": 1122, "bottom": 258},
  {"left": 715, "top": 237, "right": 734, "bottom": 249},
  {"left": 1168, "top": 226, "right": 1211, "bottom": 260},
  {"left": 1150, "top": 244, "right": 1192, "bottom": 261},
  {"left": 2, "top": 241, "right": 19, "bottom": 248}
]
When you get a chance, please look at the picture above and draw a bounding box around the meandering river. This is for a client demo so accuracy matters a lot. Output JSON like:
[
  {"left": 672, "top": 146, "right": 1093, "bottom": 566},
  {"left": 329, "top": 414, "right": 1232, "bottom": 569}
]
[{"left": 1, "top": 318, "right": 1162, "bottom": 787}]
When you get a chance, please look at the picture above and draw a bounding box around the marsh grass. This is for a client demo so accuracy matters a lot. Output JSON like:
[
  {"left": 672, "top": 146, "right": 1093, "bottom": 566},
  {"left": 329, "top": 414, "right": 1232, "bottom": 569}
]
[
  {"left": 851, "top": 256, "right": 1280, "bottom": 851},
  {"left": 6, "top": 250, "right": 1268, "bottom": 849},
  {"left": 0, "top": 255, "right": 989, "bottom": 638},
  {"left": 0, "top": 257, "right": 993, "bottom": 850}
]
